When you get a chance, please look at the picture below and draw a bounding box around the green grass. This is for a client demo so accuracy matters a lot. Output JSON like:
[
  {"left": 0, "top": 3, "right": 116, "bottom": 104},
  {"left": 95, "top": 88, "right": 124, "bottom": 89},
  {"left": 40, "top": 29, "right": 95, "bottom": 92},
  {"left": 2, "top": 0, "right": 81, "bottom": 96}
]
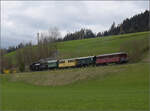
[
  {"left": 5, "top": 31, "right": 150, "bottom": 64},
  {"left": 0, "top": 62, "right": 149, "bottom": 110},
  {"left": 57, "top": 31, "right": 150, "bottom": 59}
]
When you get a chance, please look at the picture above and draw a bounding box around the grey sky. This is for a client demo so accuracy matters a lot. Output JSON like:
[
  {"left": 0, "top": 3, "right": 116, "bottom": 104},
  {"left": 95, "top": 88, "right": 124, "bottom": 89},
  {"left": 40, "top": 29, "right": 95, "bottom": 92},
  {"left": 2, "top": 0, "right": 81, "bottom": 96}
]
[{"left": 1, "top": 1, "right": 149, "bottom": 48}]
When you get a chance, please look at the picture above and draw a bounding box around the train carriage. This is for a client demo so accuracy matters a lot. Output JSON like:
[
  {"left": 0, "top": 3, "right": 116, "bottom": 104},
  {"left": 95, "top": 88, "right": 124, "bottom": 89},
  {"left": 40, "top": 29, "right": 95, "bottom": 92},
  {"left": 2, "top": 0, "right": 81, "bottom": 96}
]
[
  {"left": 58, "top": 58, "right": 77, "bottom": 68},
  {"left": 76, "top": 56, "right": 94, "bottom": 67},
  {"left": 95, "top": 52, "right": 128, "bottom": 65},
  {"left": 47, "top": 60, "right": 58, "bottom": 69}
]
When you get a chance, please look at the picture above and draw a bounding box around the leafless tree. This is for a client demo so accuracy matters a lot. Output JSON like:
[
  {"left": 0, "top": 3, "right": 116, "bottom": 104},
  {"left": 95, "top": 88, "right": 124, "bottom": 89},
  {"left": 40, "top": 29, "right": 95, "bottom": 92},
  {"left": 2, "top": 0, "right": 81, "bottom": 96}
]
[
  {"left": 37, "top": 27, "right": 60, "bottom": 60},
  {"left": 15, "top": 27, "right": 60, "bottom": 72},
  {"left": 0, "top": 49, "right": 7, "bottom": 73}
]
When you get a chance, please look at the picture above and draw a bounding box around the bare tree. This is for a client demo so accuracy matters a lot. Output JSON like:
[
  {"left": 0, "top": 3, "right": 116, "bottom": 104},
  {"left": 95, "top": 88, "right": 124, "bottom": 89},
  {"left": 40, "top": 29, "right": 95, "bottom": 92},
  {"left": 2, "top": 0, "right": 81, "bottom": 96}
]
[
  {"left": 48, "top": 27, "right": 61, "bottom": 41},
  {"left": 0, "top": 49, "right": 7, "bottom": 73},
  {"left": 15, "top": 27, "right": 60, "bottom": 72},
  {"left": 37, "top": 27, "right": 60, "bottom": 60},
  {"left": 16, "top": 49, "right": 25, "bottom": 72}
]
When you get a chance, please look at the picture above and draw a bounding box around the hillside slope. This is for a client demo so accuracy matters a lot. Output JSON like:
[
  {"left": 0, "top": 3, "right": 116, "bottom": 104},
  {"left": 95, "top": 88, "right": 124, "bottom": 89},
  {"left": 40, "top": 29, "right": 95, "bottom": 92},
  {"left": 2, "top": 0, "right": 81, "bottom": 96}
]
[{"left": 5, "top": 31, "right": 150, "bottom": 64}]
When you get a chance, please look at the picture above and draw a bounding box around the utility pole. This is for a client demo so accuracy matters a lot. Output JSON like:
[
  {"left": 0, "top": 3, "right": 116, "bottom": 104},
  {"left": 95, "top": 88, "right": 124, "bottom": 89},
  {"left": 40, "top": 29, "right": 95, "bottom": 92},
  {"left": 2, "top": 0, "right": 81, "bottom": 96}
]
[{"left": 37, "top": 32, "right": 40, "bottom": 45}]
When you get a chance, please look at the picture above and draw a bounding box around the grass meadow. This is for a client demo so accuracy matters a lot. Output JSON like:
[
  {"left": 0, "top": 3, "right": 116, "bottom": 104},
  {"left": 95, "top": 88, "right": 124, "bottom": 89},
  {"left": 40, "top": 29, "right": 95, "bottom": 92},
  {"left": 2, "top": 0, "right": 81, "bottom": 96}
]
[{"left": 0, "top": 62, "right": 149, "bottom": 110}]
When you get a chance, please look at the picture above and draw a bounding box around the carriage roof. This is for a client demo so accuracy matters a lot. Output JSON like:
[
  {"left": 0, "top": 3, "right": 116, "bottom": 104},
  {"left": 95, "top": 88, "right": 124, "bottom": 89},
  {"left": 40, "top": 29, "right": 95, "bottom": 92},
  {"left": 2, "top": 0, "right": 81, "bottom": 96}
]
[{"left": 96, "top": 52, "right": 127, "bottom": 57}]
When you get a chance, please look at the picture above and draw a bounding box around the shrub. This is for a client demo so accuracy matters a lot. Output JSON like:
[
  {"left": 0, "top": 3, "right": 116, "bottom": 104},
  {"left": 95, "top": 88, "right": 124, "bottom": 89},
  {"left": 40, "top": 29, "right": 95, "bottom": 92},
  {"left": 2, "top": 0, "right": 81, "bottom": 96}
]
[{"left": 19, "top": 62, "right": 25, "bottom": 72}]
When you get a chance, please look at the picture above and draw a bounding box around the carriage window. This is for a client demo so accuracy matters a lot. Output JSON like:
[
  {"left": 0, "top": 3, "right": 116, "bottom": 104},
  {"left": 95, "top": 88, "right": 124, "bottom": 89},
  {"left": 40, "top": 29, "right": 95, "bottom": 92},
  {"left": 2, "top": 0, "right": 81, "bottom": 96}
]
[
  {"left": 60, "top": 61, "right": 65, "bottom": 63},
  {"left": 68, "top": 60, "right": 74, "bottom": 62}
]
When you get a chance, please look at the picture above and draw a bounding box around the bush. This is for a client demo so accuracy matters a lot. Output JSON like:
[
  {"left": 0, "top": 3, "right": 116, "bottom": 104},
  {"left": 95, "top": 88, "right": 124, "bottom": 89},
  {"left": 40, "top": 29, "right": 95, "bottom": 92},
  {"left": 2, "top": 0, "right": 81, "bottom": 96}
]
[{"left": 19, "top": 62, "right": 25, "bottom": 72}]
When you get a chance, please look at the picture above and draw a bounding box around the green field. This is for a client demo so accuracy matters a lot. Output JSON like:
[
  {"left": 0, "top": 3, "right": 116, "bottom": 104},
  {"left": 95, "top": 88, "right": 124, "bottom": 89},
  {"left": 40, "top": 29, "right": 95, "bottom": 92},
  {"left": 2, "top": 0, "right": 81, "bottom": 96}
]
[
  {"left": 1, "top": 31, "right": 150, "bottom": 110},
  {"left": 6, "top": 31, "right": 150, "bottom": 63},
  {"left": 0, "top": 62, "right": 149, "bottom": 110},
  {"left": 57, "top": 31, "right": 149, "bottom": 59}
]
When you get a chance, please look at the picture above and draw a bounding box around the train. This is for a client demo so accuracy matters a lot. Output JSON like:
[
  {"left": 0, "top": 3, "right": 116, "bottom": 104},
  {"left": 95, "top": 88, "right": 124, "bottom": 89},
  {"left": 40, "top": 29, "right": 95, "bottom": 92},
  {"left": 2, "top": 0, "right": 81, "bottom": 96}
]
[{"left": 30, "top": 52, "right": 128, "bottom": 71}]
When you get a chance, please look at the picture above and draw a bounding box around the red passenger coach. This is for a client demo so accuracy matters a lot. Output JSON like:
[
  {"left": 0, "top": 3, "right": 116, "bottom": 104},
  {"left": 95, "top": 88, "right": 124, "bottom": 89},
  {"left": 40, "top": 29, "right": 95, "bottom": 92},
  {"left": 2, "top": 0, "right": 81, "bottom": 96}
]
[{"left": 95, "top": 52, "right": 128, "bottom": 65}]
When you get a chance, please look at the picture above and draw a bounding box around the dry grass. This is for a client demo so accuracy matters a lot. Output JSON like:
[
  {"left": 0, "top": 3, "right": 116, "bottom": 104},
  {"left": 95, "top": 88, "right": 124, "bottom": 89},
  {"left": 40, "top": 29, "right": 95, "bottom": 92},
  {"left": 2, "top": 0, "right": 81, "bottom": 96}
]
[{"left": 8, "top": 64, "right": 127, "bottom": 86}]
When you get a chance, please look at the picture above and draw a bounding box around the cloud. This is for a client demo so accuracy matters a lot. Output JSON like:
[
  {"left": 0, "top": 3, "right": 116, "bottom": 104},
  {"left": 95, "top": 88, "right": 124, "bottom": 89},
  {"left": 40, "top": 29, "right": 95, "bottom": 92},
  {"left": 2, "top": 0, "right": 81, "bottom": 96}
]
[{"left": 1, "top": 1, "right": 149, "bottom": 48}]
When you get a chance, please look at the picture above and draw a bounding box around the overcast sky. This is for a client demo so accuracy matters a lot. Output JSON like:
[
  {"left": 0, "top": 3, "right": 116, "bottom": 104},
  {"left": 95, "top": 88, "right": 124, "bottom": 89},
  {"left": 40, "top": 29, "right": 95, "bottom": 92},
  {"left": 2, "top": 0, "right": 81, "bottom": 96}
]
[{"left": 1, "top": 1, "right": 149, "bottom": 48}]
